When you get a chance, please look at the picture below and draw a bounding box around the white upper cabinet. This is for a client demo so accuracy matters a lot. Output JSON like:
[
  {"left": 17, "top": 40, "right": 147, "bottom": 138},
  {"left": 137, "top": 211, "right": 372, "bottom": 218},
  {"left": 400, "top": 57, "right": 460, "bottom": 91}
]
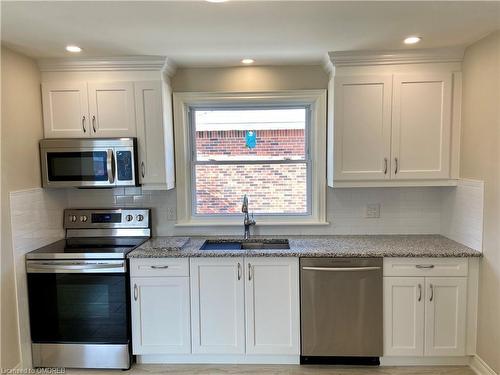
[
  {"left": 391, "top": 73, "right": 452, "bottom": 180},
  {"left": 88, "top": 82, "right": 136, "bottom": 137},
  {"left": 42, "top": 82, "right": 89, "bottom": 138},
  {"left": 334, "top": 76, "right": 392, "bottom": 180},
  {"left": 42, "top": 81, "right": 136, "bottom": 138},
  {"left": 327, "top": 48, "right": 463, "bottom": 187},
  {"left": 244, "top": 258, "right": 300, "bottom": 355},
  {"left": 134, "top": 81, "right": 175, "bottom": 190}
]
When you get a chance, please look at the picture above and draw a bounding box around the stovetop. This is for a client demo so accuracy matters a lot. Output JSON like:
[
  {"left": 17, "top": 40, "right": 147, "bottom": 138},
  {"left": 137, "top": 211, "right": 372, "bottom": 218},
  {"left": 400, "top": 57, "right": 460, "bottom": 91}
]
[{"left": 25, "top": 236, "right": 150, "bottom": 260}]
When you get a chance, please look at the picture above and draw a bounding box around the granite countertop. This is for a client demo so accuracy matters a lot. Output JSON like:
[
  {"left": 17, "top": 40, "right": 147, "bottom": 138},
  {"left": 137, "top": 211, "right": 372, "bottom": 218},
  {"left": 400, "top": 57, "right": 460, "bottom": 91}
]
[{"left": 128, "top": 235, "right": 481, "bottom": 258}]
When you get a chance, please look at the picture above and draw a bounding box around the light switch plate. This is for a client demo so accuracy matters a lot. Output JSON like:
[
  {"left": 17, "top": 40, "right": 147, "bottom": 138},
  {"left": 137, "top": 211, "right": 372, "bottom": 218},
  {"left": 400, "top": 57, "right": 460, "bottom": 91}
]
[{"left": 366, "top": 204, "right": 381, "bottom": 218}]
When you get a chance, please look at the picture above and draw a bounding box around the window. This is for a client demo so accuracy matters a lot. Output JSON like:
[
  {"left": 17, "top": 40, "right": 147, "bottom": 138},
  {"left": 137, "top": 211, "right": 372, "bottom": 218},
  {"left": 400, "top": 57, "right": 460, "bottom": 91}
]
[
  {"left": 191, "top": 107, "right": 310, "bottom": 216},
  {"left": 173, "top": 91, "right": 327, "bottom": 227}
]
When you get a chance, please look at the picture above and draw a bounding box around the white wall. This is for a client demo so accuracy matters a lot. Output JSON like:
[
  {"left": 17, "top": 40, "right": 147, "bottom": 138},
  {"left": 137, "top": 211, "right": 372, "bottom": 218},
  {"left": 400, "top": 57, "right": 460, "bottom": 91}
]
[
  {"left": 460, "top": 30, "right": 500, "bottom": 373},
  {"left": 1, "top": 46, "right": 44, "bottom": 369}
]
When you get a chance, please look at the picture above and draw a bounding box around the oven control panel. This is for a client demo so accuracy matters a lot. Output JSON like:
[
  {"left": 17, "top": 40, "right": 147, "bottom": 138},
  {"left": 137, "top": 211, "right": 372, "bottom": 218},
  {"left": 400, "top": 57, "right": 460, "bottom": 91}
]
[{"left": 64, "top": 208, "right": 150, "bottom": 229}]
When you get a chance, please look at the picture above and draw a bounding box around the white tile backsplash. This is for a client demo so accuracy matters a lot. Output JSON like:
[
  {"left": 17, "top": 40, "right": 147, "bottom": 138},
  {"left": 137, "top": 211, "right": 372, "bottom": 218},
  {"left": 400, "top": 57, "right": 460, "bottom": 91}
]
[
  {"left": 66, "top": 186, "right": 444, "bottom": 236},
  {"left": 9, "top": 187, "right": 68, "bottom": 368},
  {"left": 441, "top": 179, "right": 484, "bottom": 251}
]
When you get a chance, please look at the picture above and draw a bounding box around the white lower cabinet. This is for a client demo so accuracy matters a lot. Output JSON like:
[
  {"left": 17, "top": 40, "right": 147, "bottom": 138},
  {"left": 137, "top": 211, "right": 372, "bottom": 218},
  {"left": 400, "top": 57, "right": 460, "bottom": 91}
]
[
  {"left": 189, "top": 257, "right": 300, "bottom": 356},
  {"left": 131, "top": 276, "right": 191, "bottom": 354},
  {"left": 383, "top": 258, "right": 468, "bottom": 358},
  {"left": 190, "top": 257, "right": 246, "bottom": 354},
  {"left": 245, "top": 258, "right": 300, "bottom": 355},
  {"left": 424, "top": 277, "right": 467, "bottom": 356},
  {"left": 384, "top": 277, "right": 425, "bottom": 356}
]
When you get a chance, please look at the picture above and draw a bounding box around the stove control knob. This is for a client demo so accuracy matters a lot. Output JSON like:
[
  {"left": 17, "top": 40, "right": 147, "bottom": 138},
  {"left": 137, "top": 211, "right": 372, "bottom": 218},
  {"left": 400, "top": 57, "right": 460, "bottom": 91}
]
[
  {"left": 125, "top": 214, "right": 134, "bottom": 222},
  {"left": 80, "top": 215, "right": 88, "bottom": 222},
  {"left": 136, "top": 214, "right": 144, "bottom": 222},
  {"left": 70, "top": 215, "right": 77, "bottom": 223}
]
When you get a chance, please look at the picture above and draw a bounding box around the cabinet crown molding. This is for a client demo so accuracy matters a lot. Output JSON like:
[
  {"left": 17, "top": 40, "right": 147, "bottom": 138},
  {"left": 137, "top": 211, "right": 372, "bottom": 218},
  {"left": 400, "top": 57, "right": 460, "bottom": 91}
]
[
  {"left": 329, "top": 47, "right": 465, "bottom": 67},
  {"left": 38, "top": 56, "right": 176, "bottom": 75}
]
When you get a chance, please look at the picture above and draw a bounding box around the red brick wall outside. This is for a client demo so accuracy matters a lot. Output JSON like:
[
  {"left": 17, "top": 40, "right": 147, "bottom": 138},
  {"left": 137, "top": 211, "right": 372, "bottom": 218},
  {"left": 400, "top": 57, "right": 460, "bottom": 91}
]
[
  {"left": 194, "top": 129, "right": 307, "bottom": 214},
  {"left": 196, "top": 129, "right": 305, "bottom": 159}
]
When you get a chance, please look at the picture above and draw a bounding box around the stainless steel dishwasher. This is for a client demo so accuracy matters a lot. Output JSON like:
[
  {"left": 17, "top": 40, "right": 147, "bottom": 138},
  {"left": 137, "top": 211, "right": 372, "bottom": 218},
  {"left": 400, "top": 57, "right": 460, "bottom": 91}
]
[{"left": 300, "top": 258, "right": 383, "bottom": 365}]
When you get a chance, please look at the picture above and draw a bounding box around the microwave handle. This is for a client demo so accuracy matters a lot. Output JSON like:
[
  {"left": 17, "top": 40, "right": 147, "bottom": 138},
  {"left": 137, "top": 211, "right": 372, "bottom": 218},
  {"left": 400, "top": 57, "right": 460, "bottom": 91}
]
[{"left": 107, "top": 149, "right": 115, "bottom": 184}]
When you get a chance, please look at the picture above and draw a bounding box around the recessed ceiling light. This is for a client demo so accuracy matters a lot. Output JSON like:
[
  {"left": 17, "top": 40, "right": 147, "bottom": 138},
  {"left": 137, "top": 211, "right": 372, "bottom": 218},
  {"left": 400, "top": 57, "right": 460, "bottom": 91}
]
[
  {"left": 66, "top": 45, "right": 82, "bottom": 53},
  {"left": 404, "top": 36, "right": 422, "bottom": 45},
  {"left": 241, "top": 59, "right": 254, "bottom": 64}
]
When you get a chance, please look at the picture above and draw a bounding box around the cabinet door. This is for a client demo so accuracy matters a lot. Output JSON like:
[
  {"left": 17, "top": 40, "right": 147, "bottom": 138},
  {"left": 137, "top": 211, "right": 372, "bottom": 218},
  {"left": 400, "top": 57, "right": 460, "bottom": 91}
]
[
  {"left": 334, "top": 75, "right": 392, "bottom": 180},
  {"left": 245, "top": 258, "right": 299, "bottom": 355},
  {"left": 42, "top": 82, "right": 89, "bottom": 138},
  {"left": 88, "top": 82, "right": 136, "bottom": 137},
  {"left": 131, "top": 277, "right": 191, "bottom": 354},
  {"left": 391, "top": 73, "right": 452, "bottom": 179},
  {"left": 424, "top": 277, "right": 467, "bottom": 356},
  {"left": 383, "top": 277, "right": 425, "bottom": 356},
  {"left": 134, "top": 81, "right": 166, "bottom": 186},
  {"left": 190, "top": 258, "right": 245, "bottom": 354}
]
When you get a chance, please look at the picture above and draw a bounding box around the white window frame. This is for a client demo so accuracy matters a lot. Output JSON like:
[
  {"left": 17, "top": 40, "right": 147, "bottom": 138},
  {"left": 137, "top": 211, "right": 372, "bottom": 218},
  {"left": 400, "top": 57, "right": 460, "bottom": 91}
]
[{"left": 173, "top": 90, "right": 327, "bottom": 227}]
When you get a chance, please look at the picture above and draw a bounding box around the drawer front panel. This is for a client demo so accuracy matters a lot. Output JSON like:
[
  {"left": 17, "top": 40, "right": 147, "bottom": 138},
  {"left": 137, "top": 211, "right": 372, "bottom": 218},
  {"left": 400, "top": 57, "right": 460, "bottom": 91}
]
[
  {"left": 130, "top": 258, "right": 189, "bottom": 277},
  {"left": 384, "top": 258, "right": 468, "bottom": 277}
]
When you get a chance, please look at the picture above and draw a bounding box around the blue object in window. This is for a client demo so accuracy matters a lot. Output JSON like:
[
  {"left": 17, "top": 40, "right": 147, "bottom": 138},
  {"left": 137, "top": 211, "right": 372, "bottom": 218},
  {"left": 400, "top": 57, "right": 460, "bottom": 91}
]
[{"left": 245, "top": 131, "right": 257, "bottom": 149}]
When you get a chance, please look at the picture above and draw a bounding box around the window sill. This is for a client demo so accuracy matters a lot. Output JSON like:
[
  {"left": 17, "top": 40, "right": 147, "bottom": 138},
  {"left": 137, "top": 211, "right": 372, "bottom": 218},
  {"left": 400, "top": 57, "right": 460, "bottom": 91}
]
[{"left": 174, "top": 220, "right": 330, "bottom": 228}]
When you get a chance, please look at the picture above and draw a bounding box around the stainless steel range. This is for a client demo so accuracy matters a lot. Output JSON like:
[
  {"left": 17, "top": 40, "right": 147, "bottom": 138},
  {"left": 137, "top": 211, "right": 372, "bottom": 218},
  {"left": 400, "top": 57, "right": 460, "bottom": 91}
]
[{"left": 26, "top": 208, "right": 151, "bottom": 369}]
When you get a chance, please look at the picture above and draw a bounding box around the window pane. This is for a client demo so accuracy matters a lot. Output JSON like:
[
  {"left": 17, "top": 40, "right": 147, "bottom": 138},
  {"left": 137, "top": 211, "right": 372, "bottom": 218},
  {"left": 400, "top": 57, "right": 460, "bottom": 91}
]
[
  {"left": 194, "top": 108, "right": 306, "bottom": 161},
  {"left": 195, "top": 164, "right": 307, "bottom": 215}
]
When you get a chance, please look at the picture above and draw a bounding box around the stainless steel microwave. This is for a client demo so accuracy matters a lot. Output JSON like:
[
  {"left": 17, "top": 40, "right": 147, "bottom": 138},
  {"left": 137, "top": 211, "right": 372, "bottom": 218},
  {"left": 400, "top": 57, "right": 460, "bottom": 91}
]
[{"left": 40, "top": 138, "right": 139, "bottom": 188}]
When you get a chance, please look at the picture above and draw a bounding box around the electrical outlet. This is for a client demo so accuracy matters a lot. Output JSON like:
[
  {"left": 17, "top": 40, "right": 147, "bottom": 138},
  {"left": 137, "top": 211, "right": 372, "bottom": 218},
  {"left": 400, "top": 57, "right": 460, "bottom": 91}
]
[
  {"left": 365, "top": 204, "right": 381, "bottom": 218},
  {"left": 166, "top": 207, "right": 177, "bottom": 220}
]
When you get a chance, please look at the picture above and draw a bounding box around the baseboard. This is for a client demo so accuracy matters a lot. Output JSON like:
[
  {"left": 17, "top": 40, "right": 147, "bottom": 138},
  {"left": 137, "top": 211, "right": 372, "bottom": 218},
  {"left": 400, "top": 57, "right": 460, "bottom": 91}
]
[
  {"left": 137, "top": 354, "right": 299, "bottom": 365},
  {"left": 470, "top": 355, "right": 498, "bottom": 375},
  {"left": 380, "top": 356, "right": 471, "bottom": 366}
]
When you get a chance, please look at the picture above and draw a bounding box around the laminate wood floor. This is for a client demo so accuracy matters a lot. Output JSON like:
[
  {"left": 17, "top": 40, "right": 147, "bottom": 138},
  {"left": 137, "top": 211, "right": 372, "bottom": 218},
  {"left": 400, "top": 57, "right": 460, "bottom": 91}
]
[{"left": 66, "top": 364, "right": 476, "bottom": 375}]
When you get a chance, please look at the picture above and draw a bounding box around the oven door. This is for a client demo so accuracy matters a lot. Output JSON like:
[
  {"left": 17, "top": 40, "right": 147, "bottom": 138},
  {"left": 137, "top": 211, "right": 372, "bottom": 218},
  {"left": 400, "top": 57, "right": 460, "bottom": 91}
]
[
  {"left": 27, "top": 261, "right": 130, "bottom": 345},
  {"left": 41, "top": 147, "right": 116, "bottom": 188}
]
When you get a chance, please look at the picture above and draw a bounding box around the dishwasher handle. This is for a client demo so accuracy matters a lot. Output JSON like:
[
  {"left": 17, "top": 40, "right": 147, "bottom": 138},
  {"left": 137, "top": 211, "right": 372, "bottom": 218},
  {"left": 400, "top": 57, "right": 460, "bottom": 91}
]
[{"left": 302, "top": 266, "right": 381, "bottom": 272}]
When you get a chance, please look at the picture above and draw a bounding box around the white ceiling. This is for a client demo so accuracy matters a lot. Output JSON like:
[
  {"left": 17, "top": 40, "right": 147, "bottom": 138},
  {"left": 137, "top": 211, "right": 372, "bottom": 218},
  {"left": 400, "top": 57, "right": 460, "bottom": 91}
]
[{"left": 2, "top": 1, "right": 500, "bottom": 67}]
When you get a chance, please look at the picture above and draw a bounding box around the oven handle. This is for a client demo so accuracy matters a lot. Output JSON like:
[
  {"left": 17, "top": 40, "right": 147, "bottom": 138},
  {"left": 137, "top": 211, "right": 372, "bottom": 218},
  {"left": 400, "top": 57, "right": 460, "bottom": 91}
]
[
  {"left": 28, "top": 262, "right": 124, "bottom": 271},
  {"left": 302, "top": 266, "right": 381, "bottom": 272},
  {"left": 107, "top": 149, "right": 115, "bottom": 184}
]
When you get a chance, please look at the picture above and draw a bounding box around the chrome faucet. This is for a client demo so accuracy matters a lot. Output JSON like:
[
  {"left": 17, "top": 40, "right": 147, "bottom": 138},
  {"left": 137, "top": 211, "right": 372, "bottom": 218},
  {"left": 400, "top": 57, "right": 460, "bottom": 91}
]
[{"left": 242, "top": 195, "right": 256, "bottom": 240}]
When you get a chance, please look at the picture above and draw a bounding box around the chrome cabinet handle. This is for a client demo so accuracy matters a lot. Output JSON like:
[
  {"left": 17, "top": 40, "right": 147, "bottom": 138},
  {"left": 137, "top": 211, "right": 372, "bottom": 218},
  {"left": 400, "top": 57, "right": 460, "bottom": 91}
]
[
  {"left": 418, "top": 284, "right": 422, "bottom": 302},
  {"left": 429, "top": 284, "right": 434, "bottom": 302},
  {"left": 394, "top": 157, "right": 399, "bottom": 174},
  {"left": 141, "top": 162, "right": 145, "bottom": 178},
  {"left": 248, "top": 263, "right": 252, "bottom": 281},
  {"left": 150, "top": 265, "right": 168, "bottom": 269},
  {"left": 237, "top": 262, "right": 241, "bottom": 280},
  {"left": 92, "top": 115, "right": 97, "bottom": 133},
  {"left": 384, "top": 158, "right": 388, "bottom": 174},
  {"left": 82, "top": 116, "right": 86, "bottom": 133},
  {"left": 133, "top": 284, "right": 138, "bottom": 301},
  {"left": 416, "top": 264, "right": 435, "bottom": 269}
]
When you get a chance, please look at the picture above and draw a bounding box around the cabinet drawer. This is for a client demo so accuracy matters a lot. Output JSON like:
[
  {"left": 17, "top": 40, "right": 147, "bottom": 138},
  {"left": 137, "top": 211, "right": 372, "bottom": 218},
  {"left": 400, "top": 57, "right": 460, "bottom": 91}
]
[
  {"left": 130, "top": 258, "right": 189, "bottom": 277},
  {"left": 384, "top": 258, "right": 468, "bottom": 277}
]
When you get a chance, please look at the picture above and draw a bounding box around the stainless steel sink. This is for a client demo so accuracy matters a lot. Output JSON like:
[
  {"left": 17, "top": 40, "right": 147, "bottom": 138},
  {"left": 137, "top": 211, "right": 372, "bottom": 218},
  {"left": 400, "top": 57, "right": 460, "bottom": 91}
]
[{"left": 200, "top": 239, "right": 290, "bottom": 251}]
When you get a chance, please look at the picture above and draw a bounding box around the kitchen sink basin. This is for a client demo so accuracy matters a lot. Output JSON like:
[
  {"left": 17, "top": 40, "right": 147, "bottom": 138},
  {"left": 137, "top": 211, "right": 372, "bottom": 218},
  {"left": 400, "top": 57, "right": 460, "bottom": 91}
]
[{"left": 200, "top": 239, "right": 290, "bottom": 251}]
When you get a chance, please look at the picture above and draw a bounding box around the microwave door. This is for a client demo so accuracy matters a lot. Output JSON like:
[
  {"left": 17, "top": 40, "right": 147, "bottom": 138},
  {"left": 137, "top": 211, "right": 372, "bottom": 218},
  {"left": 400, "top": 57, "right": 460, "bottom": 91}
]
[{"left": 42, "top": 147, "right": 116, "bottom": 188}]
